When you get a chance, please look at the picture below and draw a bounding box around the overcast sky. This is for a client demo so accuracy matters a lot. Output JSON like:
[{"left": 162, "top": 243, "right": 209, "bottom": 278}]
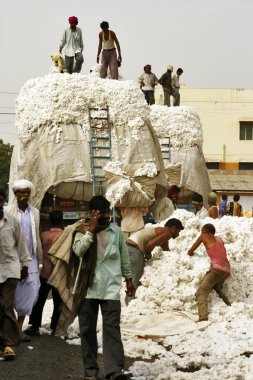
[{"left": 0, "top": 0, "right": 252, "bottom": 144}]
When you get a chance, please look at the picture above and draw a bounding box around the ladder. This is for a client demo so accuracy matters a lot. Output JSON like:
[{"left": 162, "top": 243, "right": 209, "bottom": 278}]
[
  {"left": 88, "top": 106, "right": 112, "bottom": 196},
  {"left": 160, "top": 137, "right": 171, "bottom": 163}
]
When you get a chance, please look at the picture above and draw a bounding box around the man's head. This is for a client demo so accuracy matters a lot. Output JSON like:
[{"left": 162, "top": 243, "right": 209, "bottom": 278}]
[
  {"left": 100, "top": 21, "right": 109, "bottom": 31},
  {"left": 208, "top": 191, "right": 217, "bottom": 206},
  {"left": 202, "top": 223, "right": 215, "bottom": 235},
  {"left": 222, "top": 194, "right": 227, "bottom": 201},
  {"left": 49, "top": 210, "right": 63, "bottom": 227},
  {"left": 68, "top": 16, "right": 78, "bottom": 29},
  {"left": 164, "top": 218, "right": 184, "bottom": 239},
  {"left": 233, "top": 194, "right": 240, "bottom": 202},
  {"left": 168, "top": 185, "right": 180, "bottom": 202},
  {"left": 12, "top": 179, "right": 34, "bottom": 206},
  {"left": 144, "top": 64, "right": 151, "bottom": 74},
  {"left": 167, "top": 65, "right": 173, "bottom": 73},
  {"left": 0, "top": 189, "right": 6, "bottom": 217},
  {"left": 89, "top": 195, "right": 111, "bottom": 227},
  {"left": 192, "top": 193, "right": 203, "bottom": 211},
  {"left": 177, "top": 68, "right": 183, "bottom": 76}
]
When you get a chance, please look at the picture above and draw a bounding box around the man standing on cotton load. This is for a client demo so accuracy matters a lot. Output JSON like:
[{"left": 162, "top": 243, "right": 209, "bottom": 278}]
[
  {"left": 97, "top": 21, "right": 122, "bottom": 80},
  {"left": 138, "top": 64, "right": 158, "bottom": 105},
  {"left": 172, "top": 67, "right": 183, "bottom": 106},
  {"left": 158, "top": 65, "right": 174, "bottom": 106},
  {"left": 188, "top": 223, "right": 231, "bottom": 322},
  {"left": 59, "top": 16, "right": 84, "bottom": 74},
  {"left": 5, "top": 180, "right": 42, "bottom": 341}
]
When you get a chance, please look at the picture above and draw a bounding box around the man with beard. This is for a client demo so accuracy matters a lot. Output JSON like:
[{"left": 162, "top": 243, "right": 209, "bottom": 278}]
[
  {"left": 126, "top": 218, "right": 184, "bottom": 302},
  {"left": 72, "top": 196, "right": 134, "bottom": 380},
  {"left": 5, "top": 180, "right": 42, "bottom": 341},
  {"left": 59, "top": 16, "right": 84, "bottom": 74},
  {"left": 0, "top": 189, "right": 30, "bottom": 359}
]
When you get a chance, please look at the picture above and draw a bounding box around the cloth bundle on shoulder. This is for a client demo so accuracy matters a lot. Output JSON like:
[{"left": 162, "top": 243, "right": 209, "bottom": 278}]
[{"left": 104, "top": 162, "right": 158, "bottom": 207}]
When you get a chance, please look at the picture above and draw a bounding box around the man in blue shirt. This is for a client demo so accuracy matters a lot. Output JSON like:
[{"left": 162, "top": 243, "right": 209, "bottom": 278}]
[{"left": 72, "top": 196, "right": 134, "bottom": 380}]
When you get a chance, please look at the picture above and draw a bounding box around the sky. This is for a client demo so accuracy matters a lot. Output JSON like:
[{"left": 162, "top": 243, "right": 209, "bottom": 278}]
[{"left": 0, "top": 0, "right": 252, "bottom": 144}]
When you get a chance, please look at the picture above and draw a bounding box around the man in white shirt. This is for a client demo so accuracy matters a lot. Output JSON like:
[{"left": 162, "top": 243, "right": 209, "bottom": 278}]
[
  {"left": 138, "top": 64, "right": 158, "bottom": 105},
  {"left": 0, "top": 188, "right": 30, "bottom": 356},
  {"left": 59, "top": 16, "right": 84, "bottom": 74},
  {"left": 192, "top": 193, "right": 208, "bottom": 220},
  {"left": 172, "top": 68, "right": 183, "bottom": 106}
]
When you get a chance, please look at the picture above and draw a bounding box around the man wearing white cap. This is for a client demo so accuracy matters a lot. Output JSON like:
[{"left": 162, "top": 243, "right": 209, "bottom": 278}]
[
  {"left": 5, "top": 180, "right": 42, "bottom": 341},
  {"left": 158, "top": 65, "right": 174, "bottom": 107}
]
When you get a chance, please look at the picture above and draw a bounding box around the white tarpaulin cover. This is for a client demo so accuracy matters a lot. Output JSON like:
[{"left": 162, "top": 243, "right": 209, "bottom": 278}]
[
  {"left": 150, "top": 105, "right": 212, "bottom": 205},
  {"left": 121, "top": 310, "right": 211, "bottom": 338}
]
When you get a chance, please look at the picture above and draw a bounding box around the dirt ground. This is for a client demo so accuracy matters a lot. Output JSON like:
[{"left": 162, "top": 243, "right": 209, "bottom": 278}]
[{"left": 0, "top": 335, "right": 135, "bottom": 380}]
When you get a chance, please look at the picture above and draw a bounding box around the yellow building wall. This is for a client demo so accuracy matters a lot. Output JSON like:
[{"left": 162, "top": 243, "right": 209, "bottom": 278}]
[{"left": 154, "top": 88, "right": 253, "bottom": 163}]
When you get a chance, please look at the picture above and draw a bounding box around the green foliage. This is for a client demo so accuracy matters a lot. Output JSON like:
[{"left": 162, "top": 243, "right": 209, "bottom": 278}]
[{"left": 0, "top": 139, "right": 13, "bottom": 193}]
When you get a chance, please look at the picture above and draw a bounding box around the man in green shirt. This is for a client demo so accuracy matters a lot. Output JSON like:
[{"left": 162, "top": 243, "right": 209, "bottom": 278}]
[{"left": 72, "top": 196, "right": 134, "bottom": 380}]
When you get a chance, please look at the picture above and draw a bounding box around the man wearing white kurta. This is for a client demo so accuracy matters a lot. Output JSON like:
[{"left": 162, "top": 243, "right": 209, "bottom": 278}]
[{"left": 5, "top": 180, "right": 42, "bottom": 339}]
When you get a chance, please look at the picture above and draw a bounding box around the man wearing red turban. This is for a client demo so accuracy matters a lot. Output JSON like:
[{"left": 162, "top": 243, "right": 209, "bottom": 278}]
[{"left": 59, "top": 16, "right": 84, "bottom": 74}]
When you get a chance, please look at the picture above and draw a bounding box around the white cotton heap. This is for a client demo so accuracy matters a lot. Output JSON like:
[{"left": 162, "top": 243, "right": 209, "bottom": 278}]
[
  {"left": 10, "top": 74, "right": 167, "bottom": 207},
  {"left": 15, "top": 74, "right": 149, "bottom": 143},
  {"left": 119, "top": 210, "right": 253, "bottom": 379},
  {"left": 150, "top": 105, "right": 203, "bottom": 150}
]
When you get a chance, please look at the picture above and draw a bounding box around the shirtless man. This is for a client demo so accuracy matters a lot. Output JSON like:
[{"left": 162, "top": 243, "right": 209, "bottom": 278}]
[
  {"left": 208, "top": 192, "right": 219, "bottom": 219},
  {"left": 126, "top": 218, "right": 184, "bottom": 302},
  {"left": 188, "top": 223, "right": 231, "bottom": 321},
  {"left": 97, "top": 21, "right": 122, "bottom": 79}
]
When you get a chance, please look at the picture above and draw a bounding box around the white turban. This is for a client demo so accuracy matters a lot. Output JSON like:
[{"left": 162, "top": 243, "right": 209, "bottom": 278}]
[{"left": 12, "top": 179, "right": 35, "bottom": 193}]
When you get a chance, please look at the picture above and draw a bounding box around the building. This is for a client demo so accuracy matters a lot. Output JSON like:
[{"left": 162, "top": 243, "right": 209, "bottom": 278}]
[{"left": 155, "top": 87, "right": 253, "bottom": 212}]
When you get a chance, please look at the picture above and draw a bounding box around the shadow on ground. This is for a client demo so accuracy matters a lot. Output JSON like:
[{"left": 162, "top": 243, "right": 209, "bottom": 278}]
[{"left": 0, "top": 335, "right": 135, "bottom": 380}]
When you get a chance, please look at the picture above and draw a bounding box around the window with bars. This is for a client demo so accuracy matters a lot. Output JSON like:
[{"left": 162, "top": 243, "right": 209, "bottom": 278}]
[{"left": 239, "top": 121, "right": 253, "bottom": 140}]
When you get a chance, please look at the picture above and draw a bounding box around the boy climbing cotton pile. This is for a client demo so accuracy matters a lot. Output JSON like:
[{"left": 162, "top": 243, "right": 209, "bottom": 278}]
[{"left": 188, "top": 223, "right": 231, "bottom": 321}]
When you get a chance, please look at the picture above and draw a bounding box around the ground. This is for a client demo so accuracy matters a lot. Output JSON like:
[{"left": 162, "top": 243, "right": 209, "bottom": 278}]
[{"left": 0, "top": 335, "right": 135, "bottom": 380}]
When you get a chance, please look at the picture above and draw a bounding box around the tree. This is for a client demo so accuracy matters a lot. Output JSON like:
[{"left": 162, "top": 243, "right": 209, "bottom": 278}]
[{"left": 0, "top": 139, "right": 13, "bottom": 194}]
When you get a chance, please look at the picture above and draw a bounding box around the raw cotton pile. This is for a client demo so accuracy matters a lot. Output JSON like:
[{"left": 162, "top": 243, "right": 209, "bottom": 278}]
[
  {"left": 122, "top": 210, "right": 253, "bottom": 379},
  {"left": 10, "top": 74, "right": 167, "bottom": 207},
  {"left": 15, "top": 74, "right": 149, "bottom": 142},
  {"left": 37, "top": 210, "right": 253, "bottom": 379},
  {"left": 150, "top": 105, "right": 203, "bottom": 150}
]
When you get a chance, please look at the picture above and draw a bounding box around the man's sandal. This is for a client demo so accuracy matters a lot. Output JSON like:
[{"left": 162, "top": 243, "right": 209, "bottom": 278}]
[{"left": 3, "top": 346, "right": 16, "bottom": 361}]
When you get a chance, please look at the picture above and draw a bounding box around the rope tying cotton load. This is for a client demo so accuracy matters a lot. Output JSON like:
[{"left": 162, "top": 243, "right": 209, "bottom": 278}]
[{"left": 104, "top": 162, "right": 157, "bottom": 207}]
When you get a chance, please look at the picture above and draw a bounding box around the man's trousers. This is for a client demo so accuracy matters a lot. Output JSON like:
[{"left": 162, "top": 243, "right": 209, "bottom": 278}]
[
  {"left": 78, "top": 299, "right": 124, "bottom": 378},
  {"left": 196, "top": 269, "right": 230, "bottom": 320},
  {"left": 0, "top": 278, "right": 19, "bottom": 347}
]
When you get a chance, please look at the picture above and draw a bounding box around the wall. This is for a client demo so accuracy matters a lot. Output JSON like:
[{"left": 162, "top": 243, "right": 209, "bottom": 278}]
[{"left": 154, "top": 88, "right": 253, "bottom": 164}]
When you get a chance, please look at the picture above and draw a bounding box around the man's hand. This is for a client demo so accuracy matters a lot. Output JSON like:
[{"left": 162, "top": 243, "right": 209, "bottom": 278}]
[
  {"left": 88, "top": 210, "right": 101, "bottom": 234},
  {"left": 20, "top": 266, "right": 28, "bottom": 280},
  {"left": 125, "top": 279, "right": 135, "bottom": 297},
  {"left": 59, "top": 46, "right": 63, "bottom": 54}
]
